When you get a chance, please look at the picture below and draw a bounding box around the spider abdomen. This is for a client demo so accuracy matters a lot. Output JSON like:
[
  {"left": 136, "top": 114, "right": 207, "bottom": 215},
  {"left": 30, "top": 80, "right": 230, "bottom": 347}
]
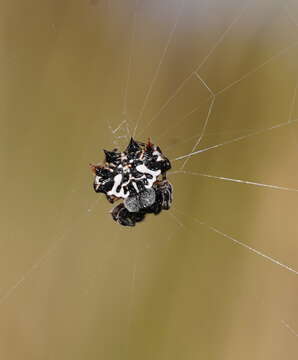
[{"left": 90, "top": 137, "right": 173, "bottom": 226}]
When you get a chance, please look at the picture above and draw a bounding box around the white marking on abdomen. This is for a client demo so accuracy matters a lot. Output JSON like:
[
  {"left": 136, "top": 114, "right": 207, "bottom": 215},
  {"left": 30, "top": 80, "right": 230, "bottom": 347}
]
[
  {"left": 95, "top": 176, "right": 101, "bottom": 185},
  {"left": 107, "top": 173, "right": 129, "bottom": 198},
  {"left": 153, "top": 150, "right": 163, "bottom": 161},
  {"left": 136, "top": 164, "right": 160, "bottom": 188},
  {"left": 132, "top": 182, "right": 139, "bottom": 193}
]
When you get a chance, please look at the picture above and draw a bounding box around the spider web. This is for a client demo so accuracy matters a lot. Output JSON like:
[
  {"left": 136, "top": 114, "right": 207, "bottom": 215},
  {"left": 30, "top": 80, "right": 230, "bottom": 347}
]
[{"left": 1, "top": 0, "right": 298, "bottom": 359}]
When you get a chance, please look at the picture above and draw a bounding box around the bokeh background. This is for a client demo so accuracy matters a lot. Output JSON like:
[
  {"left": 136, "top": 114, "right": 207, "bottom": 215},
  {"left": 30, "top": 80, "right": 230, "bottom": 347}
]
[{"left": 1, "top": 0, "right": 298, "bottom": 359}]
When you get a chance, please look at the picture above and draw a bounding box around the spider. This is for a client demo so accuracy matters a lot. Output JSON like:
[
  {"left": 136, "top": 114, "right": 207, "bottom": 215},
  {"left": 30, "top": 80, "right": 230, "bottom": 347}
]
[{"left": 90, "top": 137, "right": 173, "bottom": 226}]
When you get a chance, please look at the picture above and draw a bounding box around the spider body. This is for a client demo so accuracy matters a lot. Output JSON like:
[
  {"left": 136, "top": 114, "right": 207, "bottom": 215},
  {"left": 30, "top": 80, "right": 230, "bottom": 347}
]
[{"left": 90, "top": 138, "right": 172, "bottom": 226}]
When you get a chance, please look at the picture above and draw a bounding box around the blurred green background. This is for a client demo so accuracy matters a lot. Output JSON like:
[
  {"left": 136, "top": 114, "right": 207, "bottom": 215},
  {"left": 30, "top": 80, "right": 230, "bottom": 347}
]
[{"left": 0, "top": 0, "right": 298, "bottom": 359}]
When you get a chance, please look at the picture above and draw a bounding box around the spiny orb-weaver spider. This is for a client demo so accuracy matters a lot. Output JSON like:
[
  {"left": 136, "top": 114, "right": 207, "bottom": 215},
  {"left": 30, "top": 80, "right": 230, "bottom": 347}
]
[{"left": 90, "top": 138, "right": 173, "bottom": 226}]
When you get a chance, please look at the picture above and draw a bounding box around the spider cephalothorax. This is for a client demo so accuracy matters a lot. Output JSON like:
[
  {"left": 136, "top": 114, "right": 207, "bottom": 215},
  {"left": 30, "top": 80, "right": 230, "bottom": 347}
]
[{"left": 90, "top": 137, "right": 172, "bottom": 226}]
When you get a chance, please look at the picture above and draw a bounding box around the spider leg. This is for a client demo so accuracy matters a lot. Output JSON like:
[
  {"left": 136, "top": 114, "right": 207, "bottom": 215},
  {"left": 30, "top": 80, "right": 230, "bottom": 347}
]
[
  {"left": 152, "top": 180, "right": 173, "bottom": 211},
  {"left": 145, "top": 188, "right": 162, "bottom": 215},
  {"left": 111, "top": 203, "right": 136, "bottom": 227},
  {"left": 131, "top": 210, "right": 146, "bottom": 223},
  {"left": 161, "top": 191, "right": 171, "bottom": 210},
  {"left": 89, "top": 163, "right": 101, "bottom": 174},
  {"left": 161, "top": 184, "right": 173, "bottom": 210},
  {"left": 106, "top": 194, "right": 120, "bottom": 204}
]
